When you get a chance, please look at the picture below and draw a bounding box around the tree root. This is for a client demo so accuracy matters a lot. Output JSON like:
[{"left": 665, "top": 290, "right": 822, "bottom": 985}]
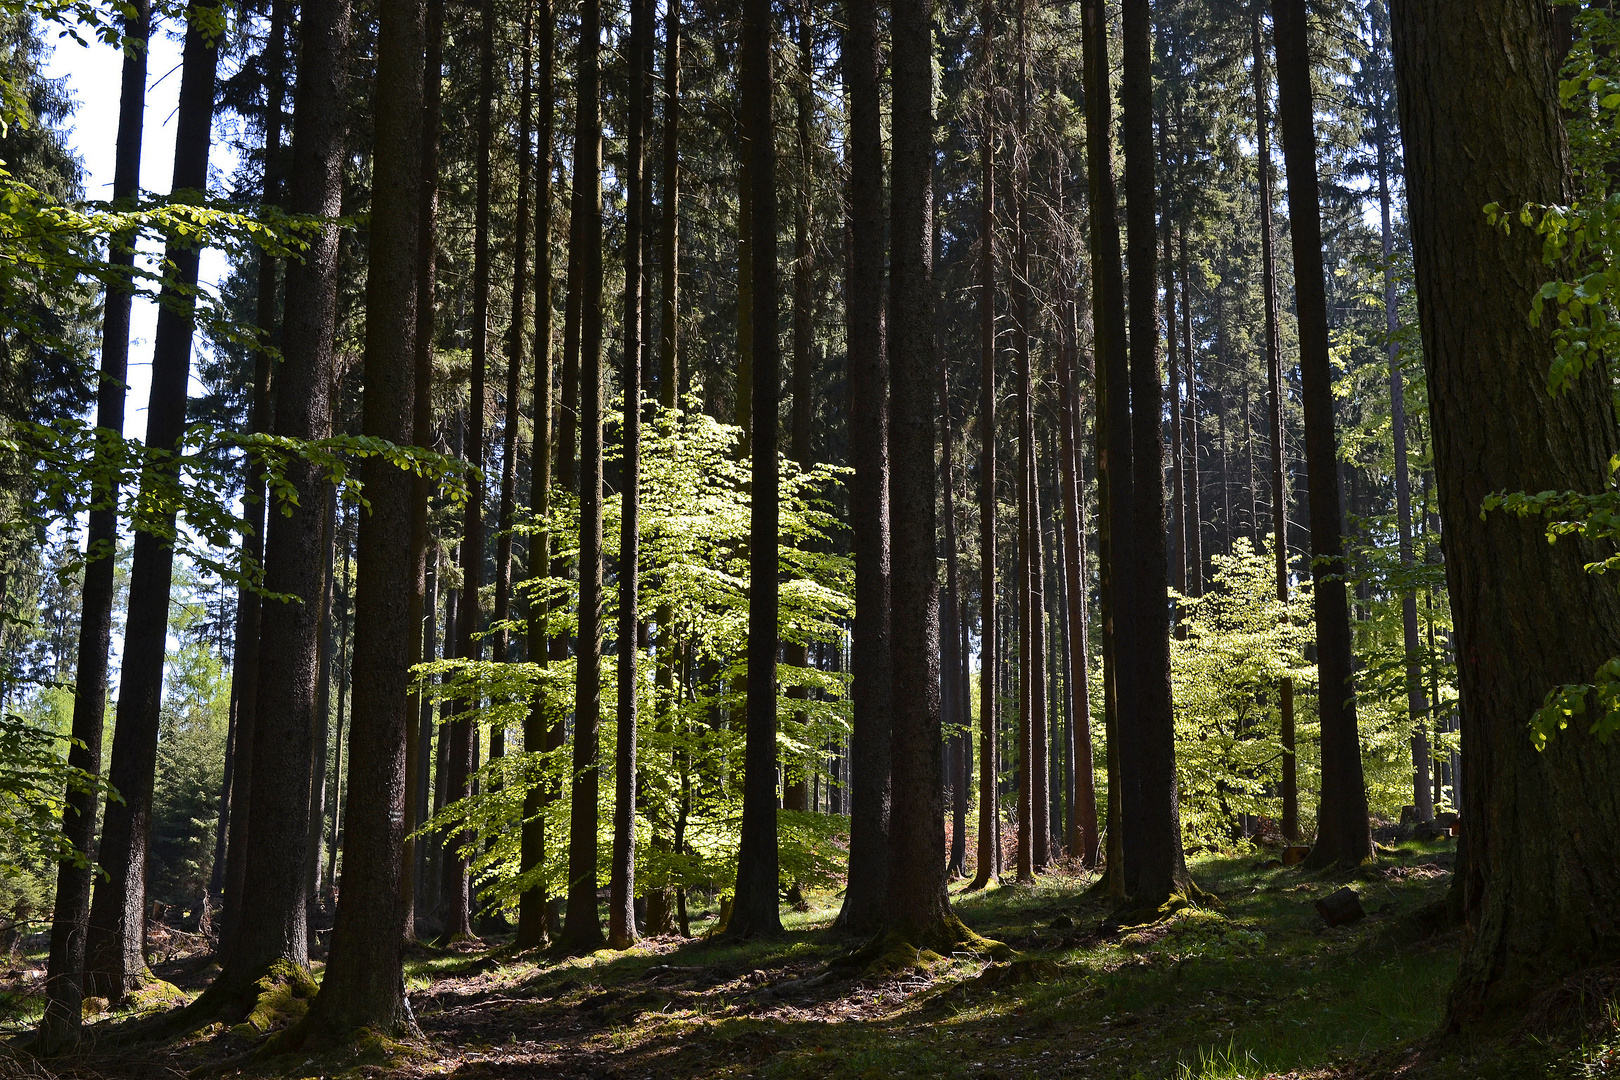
[{"left": 835, "top": 911, "right": 1013, "bottom": 976}]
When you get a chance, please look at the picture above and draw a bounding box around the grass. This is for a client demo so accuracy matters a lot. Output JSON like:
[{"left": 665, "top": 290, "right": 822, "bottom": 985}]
[{"left": 7, "top": 837, "right": 1616, "bottom": 1079}]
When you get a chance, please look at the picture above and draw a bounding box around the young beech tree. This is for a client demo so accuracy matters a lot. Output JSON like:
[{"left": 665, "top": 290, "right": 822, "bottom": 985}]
[{"left": 1391, "top": 0, "right": 1620, "bottom": 1026}]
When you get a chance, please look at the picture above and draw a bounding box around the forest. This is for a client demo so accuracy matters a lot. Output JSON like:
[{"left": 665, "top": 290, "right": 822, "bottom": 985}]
[{"left": 0, "top": 0, "right": 1616, "bottom": 1075}]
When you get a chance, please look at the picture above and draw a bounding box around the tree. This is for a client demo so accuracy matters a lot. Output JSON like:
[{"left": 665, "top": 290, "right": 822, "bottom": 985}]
[
  {"left": 559, "top": 0, "right": 607, "bottom": 951},
  {"left": 611, "top": 0, "right": 650, "bottom": 951},
  {"left": 84, "top": 0, "right": 221, "bottom": 1002},
  {"left": 728, "top": 0, "right": 783, "bottom": 938},
  {"left": 1390, "top": 0, "right": 1620, "bottom": 1025},
  {"left": 203, "top": 0, "right": 350, "bottom": 1012},
  {"left": 836, "top": 0, "right": 891, "bottom": 935},
  {"left": 1080, "top": 0, "right": 1130, "bottom": 902},
  {"left": 969, "top": 0, "right": 1000, "bottom": 892},
  {"left": 1273, "top": 0, "right": 1371, "bottom": 871},
  {"left": 38, "top": 0, "right": 149, "bottom": 1047},
  {"left": 295, "top": 0, "right": 425, "bottom": 1036},
  {"left": 516, "top": 0, "right": 555, "bottom": 953},
  {"left": 1250, "top": 0, "right": 1296, "bottom": 844},
  {"left": 884, "top": 0, "right": 958, "bottom": 946}
]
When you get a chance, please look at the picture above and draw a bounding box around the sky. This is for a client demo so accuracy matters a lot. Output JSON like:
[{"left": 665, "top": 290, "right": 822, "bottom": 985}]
[{"left": 43, "top": 19, "right": 241, "bottom": 444}]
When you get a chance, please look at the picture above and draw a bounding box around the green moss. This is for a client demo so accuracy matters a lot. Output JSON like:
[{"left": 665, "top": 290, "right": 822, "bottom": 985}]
[
  {"left": 126, "top": 977, "right": 189, "bottom": 1014},
  {"left": 245, "top": 959, "right": 318, "bottom": 1033}
]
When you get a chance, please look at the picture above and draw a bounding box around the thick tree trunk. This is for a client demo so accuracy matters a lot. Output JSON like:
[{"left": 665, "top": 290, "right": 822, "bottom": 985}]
[
  {"left": 1274, "top": 0, "right": 1371, "bottom": 870},
  {"left": 84, "top": 0, "right": 219, "bottom": 1002},
  {"left": 38, "top": 0, "right": 150, "bottom": 1045},
  {"left": 297, "top": 0, "right": 423, "bottom": 1035},
  {"left": 836, "top": 0, "right": 892, "bottom": 934},
  {"left": 610, "top": 0, "right": 649, "bottom": 952},
  {"left": 728, "top": 0, "right": 782, "bottom": 938},
  {"left": 194, "top": 0, "right": 349, "bottom": 1014},
  {"left": 1251, "top": 1, "right": 1297, "bottom": 844},
  {"left": 1391, "top": 0, "right": 1620, "bottom": 1026},
  {"left": 1081, "top": 0, "right": 1130, "bottom": 902},
  {"left": 885, "top": 0, "right": 959, "bottom": 944},
  {"left": 516, "top": 0, "right": 555, "bottom": 952},
  {"left": 560, "top": 0, "right": 607, "bottom": 951},
  {"left": 970, "top": 1, "right": 999, "bottom": 892}
]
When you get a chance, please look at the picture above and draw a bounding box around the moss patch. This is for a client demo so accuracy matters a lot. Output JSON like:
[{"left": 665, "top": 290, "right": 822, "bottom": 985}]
[{"left": 245, "top": 960, "right": 318, "bottom": 1034}]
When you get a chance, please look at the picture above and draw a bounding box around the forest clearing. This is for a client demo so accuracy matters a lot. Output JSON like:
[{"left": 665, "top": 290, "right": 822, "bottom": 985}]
[{"left": 0, "top": 0, "right": 1617, "bottom": 1074}]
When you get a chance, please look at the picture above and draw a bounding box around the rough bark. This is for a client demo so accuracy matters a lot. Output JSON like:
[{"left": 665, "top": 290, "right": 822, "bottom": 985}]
[
  {"left": 940, "top": 349, "right": 967, "bottom": 879},
  {"left": 1274, "top": 0, "right": 1372, "bottom": 870},
  {"left": 611, "top": 0, "right": 649, "bottom": 951},
  {"left": 970, "top": 0, "right": 999, "bottom": 891},
  {"left": 192, "top": 0, "right": 349, "bottom": 1014},
  {"left": 560, "top": 0, "right": 607, "bottom": 951},
  {"left": 728, "top": 0, "right": 782, "bottom": 938},
  {"left": 296, "top": 0, "right": 423, "bottom": 1034},
  {"left": 84, "top": 0, "right": 219, "bottom": 1002},
  {"left": 1081, "top": 0, "right": 1130, "bottom": 901},
  {"left": 836, "top": 0, "right": 892, "bottom": 934},
  {"left": 1390, "top": 0, "right": 1620, "bottom": 1026},
  {"left": 1056, "top": 323, "right": 1099, "bottom": 868},
  {"left": 884, "top": 0, "right": 957, "bottom": 944},
  {"left": 516, "top": 0, "right": 555, "bottom": 952},
  {"left": 38, "top": 0, "right": 150, "bottom": 1045}
]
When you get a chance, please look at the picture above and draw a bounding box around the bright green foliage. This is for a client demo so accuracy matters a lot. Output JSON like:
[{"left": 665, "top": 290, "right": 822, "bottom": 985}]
[
  {"left": 420, "top": 406, "right": 853, "bottom": 914},
  {"left": 1171, "top": 541, "right": 1316, "bottom": 846}
]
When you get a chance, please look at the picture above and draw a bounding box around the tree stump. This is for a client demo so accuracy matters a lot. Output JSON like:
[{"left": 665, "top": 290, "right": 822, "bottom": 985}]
[{"left": 1315, "top": 887, "right": 1365, "bottom": 927}]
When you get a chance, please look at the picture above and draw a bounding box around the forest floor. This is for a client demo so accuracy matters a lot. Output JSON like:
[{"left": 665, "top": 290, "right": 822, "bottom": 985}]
[{"left": 5, "top": 838, "right": 1617, "bottom": 1079}]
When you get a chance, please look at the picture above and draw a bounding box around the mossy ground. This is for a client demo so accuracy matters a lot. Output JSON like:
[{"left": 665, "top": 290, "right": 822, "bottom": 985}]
[{"left": 4, "top": 840, "right": 1619, "bottom": 1078}]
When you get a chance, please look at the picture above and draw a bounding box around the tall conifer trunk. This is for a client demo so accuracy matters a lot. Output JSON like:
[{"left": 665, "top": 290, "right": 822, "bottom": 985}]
[
  {"left": 516, "top": 0, "right": 556, "bottom": 952},
  {"left": 1080, "top": 0, "right": 1130, "bottom": 901},
  {"left": 837, "top": 0, "right": 892, "bottom": 933},
  {"left": 188, "top": 0, "right": 350, "bottom": 1014},
  {"left": 611, "top": 0, "right": 650, "bottom": 951},
  {"left": 298, "top": 0, "right": 425, "bottom": 1033},
  {"left": 970, "top": 0, "right": 999, "bottom": 891},
  {"left": 1273, "top": 0, "right": 1371, "bottom": 870},
  {"left": 1391, "top": 0, "right": 1620, "bottom": 1024},
  {"left": 38, "top": 0, "right": 150, "bottom": 1045},
  {"left": 1251, "top": 1, "right": 1296, "bottom": 842},
  {"left": 560, "top": 0, "right": 607, "bottom": 951},
  {"left": 218, "top": 0, "right": 289, "bottom": 955},
  {"left": 84, "top": 0, "right": 220, "bottom": 1001},
  {"left": 1056, "top": 316, "right": 1099, "bottom": 867},
  {"left": 729, "top": 0, "right": 783, "bottom": 937}
]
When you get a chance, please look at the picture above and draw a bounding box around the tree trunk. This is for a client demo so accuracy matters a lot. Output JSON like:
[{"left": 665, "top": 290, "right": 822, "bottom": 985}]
[
  {"left": 306, "top": 499, "right": 338, "bottom": 916},
  {"left": 1252, "top": 1, "right": 1296, "bottom": 844},
  {"left": 1391, "top": 0, "right": 1620, "bottom": 1025},
  {"left": 836, "top": 0, "right": 892, "bottom": 934},
  {"left": 970, "top": 0, "right": 999, "bottom": 892},
  {"left": 1056, "top": 319, "right": 1099, "bottom": 868},
  {"left": 297, "top": 0, "right": 423, "bottom": 1036},
  {"left": 560, "top": 0, "right": 607, "bottom": 950},
  {"left": 884, "top": 0, "right": 959, "bottom": 945},
  {"left": 217, "top": 0, "right": 291, "bottom": 958},
  {"left": 194, "top": 0, "right": 349, "bottom": 1014},
  {"left": 658, "top": 0, "right": 681, "bottom": 408},
  {"left": 516, "top": 0, "right": 555, "bottom": 953},
  {"left": 610, "top": 0, "right": 650, "bottom": 952},
  {"left": 38, "top": 0, "right": 151, "bottom": 1044},
  {"left": 1180, "top": 226, "right": 1203, "bottom": 599},
  {"left": 940, "top": 347, "right": 967, "bottom": 878},
  {"left": 728, "top": 0, "right": 782, "bottom": 938},
  {"left": 782, "top": 2, "right": 814, "bottom": 822},
  {"left": 84, "top": 0, "right": 219, "bottom": 1002},
  {"left": 1081, "top": 0, "right": 1131, "bottom": 902},
  {"left": 1274, "top": 0, "right": 1371, "bottom": 871}
]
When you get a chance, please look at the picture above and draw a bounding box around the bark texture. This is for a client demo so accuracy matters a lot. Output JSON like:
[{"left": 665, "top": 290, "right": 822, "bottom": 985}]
[{"left": 1390, "top": 0, "right": 1620, "bottom": 1025}]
